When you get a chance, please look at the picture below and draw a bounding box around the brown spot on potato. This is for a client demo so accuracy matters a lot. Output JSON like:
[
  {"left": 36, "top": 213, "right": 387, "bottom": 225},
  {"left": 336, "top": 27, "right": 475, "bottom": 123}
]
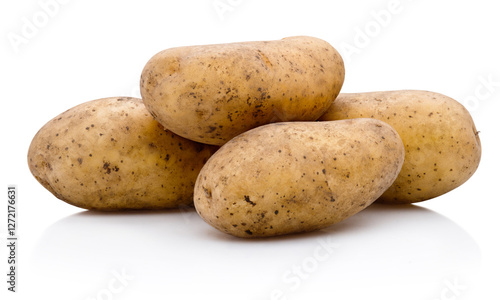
[
  {"left": 244, "top": 195, "right": 256, "bottom": 206},
  {"left": 203, "top": 187, "right": 212, "bottom": 199}
]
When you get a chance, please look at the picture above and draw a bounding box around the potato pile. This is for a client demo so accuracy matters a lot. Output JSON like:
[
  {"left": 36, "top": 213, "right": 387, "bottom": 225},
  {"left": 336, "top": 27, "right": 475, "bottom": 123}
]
[{"left": 28, "top": 36, "right": 481, "bottom": 238}]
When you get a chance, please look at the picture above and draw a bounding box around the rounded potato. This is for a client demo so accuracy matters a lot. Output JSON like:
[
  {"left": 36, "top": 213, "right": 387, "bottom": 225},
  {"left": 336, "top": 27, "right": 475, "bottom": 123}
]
[
  {"left": 140, "top": 36, "right": 345, "bottom": 145},
  {"left": 28, "top": 97, "right": 217, "bottom": 210},
  {"left": 194, "top": 119, "right": 404, "bottom": 238},
  {"left": 319, "top": 90, "right": 481, "bottom": 204}
]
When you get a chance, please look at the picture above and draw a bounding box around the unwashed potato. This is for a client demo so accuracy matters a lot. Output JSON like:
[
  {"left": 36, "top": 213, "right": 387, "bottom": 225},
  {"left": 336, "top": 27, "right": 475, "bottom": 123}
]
[
  {"left": 194, "top": 119, "right": 404, "bottom": 238},
  {"left": 140, "top": 36, "right": 345, "bottom": 145},
  {"left": 319, "top": 90, "right": 482, "bottom": 204},
  {"left": 28, "top": 97, "right": 217, "bottom": 210}
]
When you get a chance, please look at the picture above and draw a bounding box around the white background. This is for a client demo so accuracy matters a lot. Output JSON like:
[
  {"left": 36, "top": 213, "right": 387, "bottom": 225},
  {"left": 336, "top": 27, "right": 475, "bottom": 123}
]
[{"left": 1, "top": 0, "right": 499, "bottom": 299}]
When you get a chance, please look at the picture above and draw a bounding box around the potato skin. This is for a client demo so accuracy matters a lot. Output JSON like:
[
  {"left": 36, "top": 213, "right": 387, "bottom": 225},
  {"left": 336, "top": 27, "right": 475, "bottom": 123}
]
[
  {"left": 28, "top": 97, "right": 217, "bottom": 210},
  {"left": 319, "top": 90, "right": 482, "bottom": 204},
  {"left": 194, "top": 119, "right": 404, "bottom": 238},
  {"left": 140, "top": 36, "right": 345, "bottom": 146}
]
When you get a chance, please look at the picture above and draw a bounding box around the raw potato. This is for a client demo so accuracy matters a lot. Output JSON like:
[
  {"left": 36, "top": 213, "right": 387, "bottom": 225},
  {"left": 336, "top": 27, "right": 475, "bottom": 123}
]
[
  {"left": 28, "top": 97, "right": 217, "bottom": 210},
  {"left": 319, "top": 90, "right": 481, "bottom": 204},
  {"left": 140, "top": 36, "right": 345, "bottom": 146},
  {"left": 194, "top": 119, "right": 404, "bottom": 238}
]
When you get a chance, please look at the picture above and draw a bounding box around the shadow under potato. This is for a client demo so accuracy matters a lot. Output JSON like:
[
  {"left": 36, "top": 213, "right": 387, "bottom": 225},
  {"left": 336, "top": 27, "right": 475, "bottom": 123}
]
[
  {"left": 55, "top": 202, "right": 431, "bottom": 241},
  {"left": 28, "top": 203, "right": 481, "bottom": 299}
]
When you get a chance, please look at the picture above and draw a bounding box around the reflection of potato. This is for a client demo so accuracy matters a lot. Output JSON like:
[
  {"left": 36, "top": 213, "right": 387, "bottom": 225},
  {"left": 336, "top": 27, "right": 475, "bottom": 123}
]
[
  {"left": 194, "top": 119, "right": 404, "bottom": 238},
  {"left": 141, "top": 36, "right": 345, "bottom": 145},
  {"left": 28, "top": 97, "right": 217, "bottom": 210},
  {"left": 319, "top": 90, "right": 482, "bottom": 204}
]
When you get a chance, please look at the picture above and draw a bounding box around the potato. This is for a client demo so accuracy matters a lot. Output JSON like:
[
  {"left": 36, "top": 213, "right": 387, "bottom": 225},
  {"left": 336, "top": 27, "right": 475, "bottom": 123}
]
[
  {"left": 319, "top": 90, "right": 481, "bottom": 204},
  {"left": 140, "top": 36, "right": 345, "bottom": 146},
  {"left": 194, "top": 119, "right": 404, "bottom": 238},
  {"left": 27, "top": 97, "right": 217, "bottom": 210}
]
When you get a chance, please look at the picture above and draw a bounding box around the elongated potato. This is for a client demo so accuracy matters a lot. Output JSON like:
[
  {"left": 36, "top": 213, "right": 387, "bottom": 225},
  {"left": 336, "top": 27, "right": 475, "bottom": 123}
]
[
  {"left": 319, "top": 90, "right": 481, "bottom": 204},
  {"left": 28, "top": 97, "right": 217, "bottom": 210},
  {"left": 194, "top": 119, "right": 404, "bottom": 238},
  {"left": 140, "top": 36, "right": 345, "bottom": 145}
]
